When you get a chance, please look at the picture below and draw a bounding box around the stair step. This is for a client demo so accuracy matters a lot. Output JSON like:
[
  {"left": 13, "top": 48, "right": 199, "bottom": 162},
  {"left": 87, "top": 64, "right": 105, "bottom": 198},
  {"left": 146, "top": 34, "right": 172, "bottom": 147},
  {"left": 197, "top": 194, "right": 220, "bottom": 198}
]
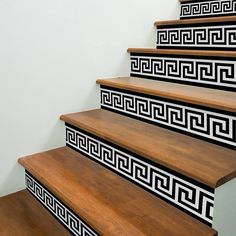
[
  {"left": 97, "top": 76, "right": 236, "bottom": 113},
  {"left": 19, "top": 147, "right": 217, "bottom": 236},
  {"left": 97, "top": 77, "right": 236, "bottom": 149},
  {"left": 155, "top": 16, "right": 236, "bottom": 50},
  {"left": 0, "top": 190, "right": 70, "bottom": 236},
  {"left": 179, "top": 0, "right": 236, "bottom": 20},
  {"left": 128, "top": 48, "right": 236, "bottom": 91},
  {"left": 60, "top": 109, "right": 236, "bottom": 188}
]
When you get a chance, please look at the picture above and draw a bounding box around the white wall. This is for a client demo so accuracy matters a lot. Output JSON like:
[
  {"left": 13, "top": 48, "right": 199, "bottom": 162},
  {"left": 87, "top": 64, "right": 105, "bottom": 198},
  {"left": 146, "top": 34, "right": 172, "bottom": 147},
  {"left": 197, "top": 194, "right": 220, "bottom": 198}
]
[
  {"left": 213, "top": 178, "right": 236, "bottom": 236},
  {"left": 0, "top": 0, "right": 179, "bottom": 197}
]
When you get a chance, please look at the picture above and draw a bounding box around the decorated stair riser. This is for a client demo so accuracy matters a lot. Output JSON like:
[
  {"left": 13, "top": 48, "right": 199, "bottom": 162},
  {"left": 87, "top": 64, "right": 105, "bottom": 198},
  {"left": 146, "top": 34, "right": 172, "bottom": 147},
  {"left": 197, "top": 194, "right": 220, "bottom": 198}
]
[
  {"left": 25, "top": 171, "right": 99, "bottom": 236},
  {"left": 130, "top": 52, "right": 236, "bottom": 91},
  {"left": 100, "top": 86, "right": 236, "bottom": 149},
  {"left": 65, "top": 123, "right": 215, "bottom": 226},
  {"left": 156, "top": 22, "right": 236, "bottom": 50},
  {"left": 180, "top": 0, "right": 236, "bottom": 19}
]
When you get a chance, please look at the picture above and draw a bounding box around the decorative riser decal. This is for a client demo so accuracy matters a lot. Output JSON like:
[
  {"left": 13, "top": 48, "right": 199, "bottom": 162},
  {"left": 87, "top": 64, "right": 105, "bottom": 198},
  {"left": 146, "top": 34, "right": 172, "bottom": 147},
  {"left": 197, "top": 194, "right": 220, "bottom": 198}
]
[
  {"left": 130, "top": 53, "right": 236, "bottom": 91},
  {"left": 100, "top": 86, "right": 236, "bottom": 149},
  {"left": 156, "top": 23, "right": 236, "bottom": 50},
  {"left": 180, "top": 0, "right": 236, "bottom": 19},
  {"left": 25, "top": 171, "right": 99, "bottom": 236},
  {"left": 65, "top": 123, "right": 215, "bottom": 225}
]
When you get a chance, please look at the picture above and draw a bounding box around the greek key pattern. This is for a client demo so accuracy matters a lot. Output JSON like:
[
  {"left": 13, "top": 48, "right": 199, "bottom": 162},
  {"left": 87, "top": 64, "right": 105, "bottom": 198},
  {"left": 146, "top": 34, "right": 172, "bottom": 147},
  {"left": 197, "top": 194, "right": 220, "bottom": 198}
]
[
  {"left": 180, "top": 0, "right": 236, "bottom": 19},
  {"left": 101, "top": 87, "right": 236, "bottom": 149},
  {"left": 156, "top": 24, "right": 236, "bottom": 50},
  {"left": 25, "top": 171, "right": 99, "bottom": 236},
  {"left": 65, "top": 124, "right": 215, "bottom": 225},
  {"left": 130, "top": 53, "right": 236, "bottom": 91}
]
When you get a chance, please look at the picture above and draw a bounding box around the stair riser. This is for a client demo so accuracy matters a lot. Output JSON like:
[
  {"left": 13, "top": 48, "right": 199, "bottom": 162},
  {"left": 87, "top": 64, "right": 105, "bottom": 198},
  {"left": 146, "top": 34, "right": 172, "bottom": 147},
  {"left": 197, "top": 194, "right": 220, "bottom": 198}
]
[
  {"left": 100, "top": 86, "right": 236, "bottom": 149},
  {"left": 65, "top": 123, "right": 215, "bottom": 226},
  {"left": 130, "top": 53, "right": 236, "bottom": 91},
  {"left": 180, "top": 0, "right": 236, "bottom": 20},
  {"left": 25, "top": 171, "right": 99, "bottom": 236},
  {"left": 156, "top": 22, "right": 236, "bottom": 50}
]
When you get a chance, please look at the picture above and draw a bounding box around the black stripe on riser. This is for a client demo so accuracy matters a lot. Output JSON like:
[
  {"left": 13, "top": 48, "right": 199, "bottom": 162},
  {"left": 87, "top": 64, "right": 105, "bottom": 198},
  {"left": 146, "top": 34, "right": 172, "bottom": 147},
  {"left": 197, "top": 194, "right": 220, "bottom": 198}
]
[
  {"left": 25, "top": 171, "right": 99, "bottom": 236},
  {"left": 100, "top": 86, "right": 236, "bottom": 150},
  {"left": 156, "top": 22, "right": 236, "bottom": 50},
  {"left": 65, "top": 123, "right": 215, "bottom": 226},
  {"left": 180, "top": 0, "right": 236, "bottom": 20},
  {"left": 130, "top": 53, "right": 236, "bottom": 92}
]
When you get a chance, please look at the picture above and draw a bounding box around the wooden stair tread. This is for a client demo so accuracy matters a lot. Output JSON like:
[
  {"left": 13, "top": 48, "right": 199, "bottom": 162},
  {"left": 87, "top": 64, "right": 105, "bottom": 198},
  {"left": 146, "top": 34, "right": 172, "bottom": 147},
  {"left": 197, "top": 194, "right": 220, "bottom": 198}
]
[
  {"left": 97, "top": 76, "right": 236, "bottom": 113},
  {"left": 128, "top": 48, "right": 236, "bottom": 58},
  {"left": 154, "top": 15, "right": 236, "bottom": 26},
  {"left": 0, "top": 190, "right": 70, "bottom": 236},
  {"left": 61, "top": 109, "right": 236, "bottom": 188},
  {"left": 19, "top": 147, "right": 217, "bottom": 236}
]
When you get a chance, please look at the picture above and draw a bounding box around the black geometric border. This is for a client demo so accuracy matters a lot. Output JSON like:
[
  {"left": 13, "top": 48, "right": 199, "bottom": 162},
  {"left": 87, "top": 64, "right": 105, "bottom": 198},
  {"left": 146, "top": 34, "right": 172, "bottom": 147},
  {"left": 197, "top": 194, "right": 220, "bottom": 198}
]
[
  {"left": 156, "top": 22, "right": 236, "bottom": 51},
  {"left": 180, "top": 0, "right": 236, "bottom": 19},
  {"left": 130, "top": 52, "right": 236, "bottom": 92},
  {"left": 100, "top": 85, "right": 236, "bottom": 150},
  {"left": 65, "top": 123, "right": 215, "bottom": 226},
  {"left": 25, "top": 171, "right": 99, "bottom": 236}
]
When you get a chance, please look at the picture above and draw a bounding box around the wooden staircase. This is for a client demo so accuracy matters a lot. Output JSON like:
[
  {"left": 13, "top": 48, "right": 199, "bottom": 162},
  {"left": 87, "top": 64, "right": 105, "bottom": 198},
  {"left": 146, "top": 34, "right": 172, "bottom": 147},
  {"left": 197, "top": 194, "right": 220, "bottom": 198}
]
[{"left": 2, "top": 0, "right": 236, "bottom": 235}]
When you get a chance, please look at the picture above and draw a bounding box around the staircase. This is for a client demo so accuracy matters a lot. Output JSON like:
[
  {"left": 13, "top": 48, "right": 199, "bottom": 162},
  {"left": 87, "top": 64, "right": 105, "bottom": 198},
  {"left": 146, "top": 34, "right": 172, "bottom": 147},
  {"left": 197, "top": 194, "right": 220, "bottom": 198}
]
[{"left": 2, "top": 0, "right": 236, "bottom": 235}]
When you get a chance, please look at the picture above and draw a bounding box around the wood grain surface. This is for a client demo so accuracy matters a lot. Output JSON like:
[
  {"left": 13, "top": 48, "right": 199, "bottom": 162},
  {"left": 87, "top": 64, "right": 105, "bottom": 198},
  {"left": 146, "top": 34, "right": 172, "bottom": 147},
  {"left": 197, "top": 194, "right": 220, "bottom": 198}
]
[{"left": 19, "top": 147, "right": 217, "bottom": 236}]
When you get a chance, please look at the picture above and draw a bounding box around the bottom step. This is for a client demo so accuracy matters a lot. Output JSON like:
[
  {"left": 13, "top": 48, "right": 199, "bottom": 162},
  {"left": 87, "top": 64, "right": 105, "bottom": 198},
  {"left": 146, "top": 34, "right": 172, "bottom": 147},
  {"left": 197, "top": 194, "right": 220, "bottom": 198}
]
[
  {"left": 19, "top": 147, "right": 217, "bottom": 236},
  {"left": 0, "top": 190, "right": 70, "bottom": 236}
]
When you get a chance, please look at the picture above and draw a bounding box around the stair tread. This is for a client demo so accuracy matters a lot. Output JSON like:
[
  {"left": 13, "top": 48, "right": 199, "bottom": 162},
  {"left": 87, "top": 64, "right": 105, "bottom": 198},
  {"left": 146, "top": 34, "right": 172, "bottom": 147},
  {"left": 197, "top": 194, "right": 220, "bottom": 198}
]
[
  {"left": 128, "top": 48, "right": 236, "bottom": 58},
  {"left": 97, "top": 76, "right": 236, "bottom": 113},
  {"left": 0, "top": 190, "right": 70, "bottom": 236},
  {"left": 61, "top": 109, "right": 236, "bottom": 188},
  {"left": 19, "top": 147, "right": 217, "bottom": 236},
  {"left": 154, "top": 15, "right": 236, "bottom": 26}
]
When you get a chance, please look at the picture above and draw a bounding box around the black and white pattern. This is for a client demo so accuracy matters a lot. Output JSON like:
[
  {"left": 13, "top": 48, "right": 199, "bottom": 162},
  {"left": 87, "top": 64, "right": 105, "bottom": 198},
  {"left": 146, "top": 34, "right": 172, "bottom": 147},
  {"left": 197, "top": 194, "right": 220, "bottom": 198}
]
[
  {"left": 25, "top": 171, "right": 99, "bottom": 236},
  {"left": 180, "top": 0, "right": 236, "bottom": 19},
  {"left": 156, "top": 23, "right": 236, "bottom": 50},
  {"left": 65, "top": 123, "right": 215, "bottom": 225},
  {"left": 130, "top": 53, "right": 236, "bottom": 91},
  {"left": 101, "top": 86, "right": 236, "bottom": 149}
]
